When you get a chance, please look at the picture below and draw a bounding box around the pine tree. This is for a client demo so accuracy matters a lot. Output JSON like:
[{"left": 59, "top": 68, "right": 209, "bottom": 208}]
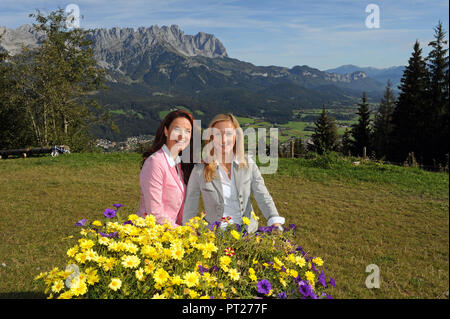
[
  {"left": 350, "top": 92, "right": 372, "bottom": 157},
  {"left": 390, "top": 40, "right": 430, "bottom": 164},
  {"left": 426, "top": 21, "right": 449, "bottom": 165},
  {"left": 312, "top": 105, "right": 339, "bottom": 154},
  {"left": 372, "top": 80, "right": 396, "bottom": 159},
  {"left": 340, "top": 128, "right": 354, "bottom": 156}
]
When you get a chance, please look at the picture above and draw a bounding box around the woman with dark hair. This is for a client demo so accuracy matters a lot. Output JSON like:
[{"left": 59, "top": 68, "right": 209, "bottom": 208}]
[{"left": 138, "top": 109, "right": 195, "bottom": 227}]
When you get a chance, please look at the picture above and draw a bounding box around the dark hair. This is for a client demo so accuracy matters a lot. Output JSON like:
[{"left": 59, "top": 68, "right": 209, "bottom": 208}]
[{"left": 141, "top": 109, "right": 195, "bottom": 185}]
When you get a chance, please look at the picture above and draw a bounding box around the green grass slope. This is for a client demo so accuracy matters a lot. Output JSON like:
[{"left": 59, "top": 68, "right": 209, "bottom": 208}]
[{"left": 0, "top": 153, "right": 448, "bottom": 298}]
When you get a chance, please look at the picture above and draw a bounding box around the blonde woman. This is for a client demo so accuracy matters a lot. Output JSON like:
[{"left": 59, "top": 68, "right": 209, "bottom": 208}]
[{"left": 182, "top": 113, "right": 284, "bottom": 231}]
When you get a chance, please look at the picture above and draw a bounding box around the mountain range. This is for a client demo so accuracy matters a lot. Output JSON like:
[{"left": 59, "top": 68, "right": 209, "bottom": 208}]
[
  {"left": 324, "top": 64, "right": 404, "bottom": 90},
  {"left": 0, "top": 24, "right": 401, "bottom": 140}
]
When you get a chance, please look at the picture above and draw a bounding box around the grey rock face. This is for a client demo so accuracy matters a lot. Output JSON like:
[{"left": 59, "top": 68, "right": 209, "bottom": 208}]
[
  {"left": 0, "top": 24, "right": 383, "bottom": 92},
  {"left": 0, "top": 24, "right": 46, "bottom": 55},
  {"left": 0, "top": 24, "right": 228, "bottom": 63}
]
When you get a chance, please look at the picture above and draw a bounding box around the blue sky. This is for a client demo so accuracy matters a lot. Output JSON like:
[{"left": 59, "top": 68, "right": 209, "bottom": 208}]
[{"left": 0, "top": 0, "right": 448, "bottom": 70}]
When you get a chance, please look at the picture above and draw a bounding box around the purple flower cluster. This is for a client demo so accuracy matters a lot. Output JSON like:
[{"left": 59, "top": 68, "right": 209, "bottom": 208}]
[
  {"left": 256, "top": 257, "right": 335, "bottom": 299},
  {"left": 298, "top": 280, "right": 314, "bottom": 298},
  {"left": 256, "top": 279, "right": 272, "bottom": 295},
  {"left": 277, "top": 292, "right": 287, "bottom": 299},
  {"left": 103, "top": 203, "right": 123, "bottom": 219},
  {"left": 257, "top": 225, "right": 279, "bottom": 233},
  {"left": 75, "top": 204, "right": 124, "bottom": 237}
]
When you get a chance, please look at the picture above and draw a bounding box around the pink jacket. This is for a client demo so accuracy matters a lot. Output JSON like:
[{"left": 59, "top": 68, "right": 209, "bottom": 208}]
[{"left": 137, "top": 148, "right": 186, "bottom": 227}]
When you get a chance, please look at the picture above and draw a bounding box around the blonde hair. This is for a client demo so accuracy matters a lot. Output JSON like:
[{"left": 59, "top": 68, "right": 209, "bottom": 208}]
[{"left": 203, "top": 113, "right": 248, "bottom": 182}]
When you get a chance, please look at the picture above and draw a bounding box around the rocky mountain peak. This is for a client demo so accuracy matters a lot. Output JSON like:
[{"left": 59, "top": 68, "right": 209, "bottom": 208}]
[{"left": 0, "top": 24, "right": 228, "bottom": 60}]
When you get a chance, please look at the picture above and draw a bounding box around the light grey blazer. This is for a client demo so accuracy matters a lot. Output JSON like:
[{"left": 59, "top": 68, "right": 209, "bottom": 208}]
[{"left": 182, "top": 158, "right": 284, "bottom": 227}]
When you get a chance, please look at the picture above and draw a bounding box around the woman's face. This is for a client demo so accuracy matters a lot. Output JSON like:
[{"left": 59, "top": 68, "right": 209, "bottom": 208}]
[
  {"left": 212, "top": 120, "right": 236, "bottom": 160},
  {"left": 164, "top": 117, "right": 192, "bottom": 154}
]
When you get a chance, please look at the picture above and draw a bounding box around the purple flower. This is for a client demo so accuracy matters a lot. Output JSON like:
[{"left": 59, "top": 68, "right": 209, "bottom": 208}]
[
  {"left": 288, "top": 224, "right": 297, "bottom": 235},
  {"left": 209, "top": 221, "right": 221, "bottom": 231},
  {"left": 329, "top": 277, "right": 336, "bottom": 287},
  {"left": 319, "top": 271, "right": 327, "bottom": 287},
  {"left": 113, "top": 203, "right": 123, "bottom": 209},
  {"left": 295, "top": 246, "right": 305, "bottom": 256},
  {"left": 210, "top": 266, "right": 219, "bottom": 272},
  {"left": 75, "top": 218, "right": 88, "bottom": 226},
  {"left": 319, "top": 276, "right": 327, "bottom": 288},
  {"left": 257, "top": 226, "right": 277, "bottom": 233},
  {"left": 99, "top": 231, "right": 118, "bottom": 238},
  {"left": 298, "top": 280, "right": 313, "bottom": 297},
  {"left": 198, "top": 265, "right": 209, "bottom": 275},
  {"left": 123, "top": 220, "right": 133, "bottom": 225},
  {"left": 277, "top": 292, "right": 287, "bottom": 299},
  {"left": 104, "top": 208, "right": 117, "bottom": 219},
  {"left": 256, "top": 279, "right": 272, "bottom": 295}
]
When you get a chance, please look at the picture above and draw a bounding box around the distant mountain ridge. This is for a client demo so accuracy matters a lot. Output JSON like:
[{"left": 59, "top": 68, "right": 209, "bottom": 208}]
[
  {"left": 0, "top": 24, "right": 390, "bottom": 140},
  {"left": 0, "top": 24, "right": 385, "bottom": 93},
  {"left": 325, "top": 64, "right": 405, "bottom": 90}
]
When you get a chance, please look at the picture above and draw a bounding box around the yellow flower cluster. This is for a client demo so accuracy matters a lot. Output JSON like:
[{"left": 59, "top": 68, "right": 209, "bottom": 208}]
[{"left": 34, "top": 208, "right": 333, "bottom": 299}]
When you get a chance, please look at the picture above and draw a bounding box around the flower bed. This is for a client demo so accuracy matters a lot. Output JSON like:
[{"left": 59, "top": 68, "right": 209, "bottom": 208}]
[{"left": 35, "top": 204, "right": 335, "bottom": 299}]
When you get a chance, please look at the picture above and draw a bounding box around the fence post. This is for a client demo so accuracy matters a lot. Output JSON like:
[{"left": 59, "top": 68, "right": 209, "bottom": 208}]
[
  {"left": 363, "top": 146, "right": 367, "bottom": 160},
  {"left": 290, "top": 140, "right": 294, "bottom": 159}
]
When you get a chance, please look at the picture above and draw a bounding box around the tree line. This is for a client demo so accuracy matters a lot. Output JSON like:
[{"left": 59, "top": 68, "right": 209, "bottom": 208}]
[
  {"left": 294, "top": 22, "right": 448, "bottom": 169},
  {"left": 0, "top": 9, "right": 115, "bottom": 152}
]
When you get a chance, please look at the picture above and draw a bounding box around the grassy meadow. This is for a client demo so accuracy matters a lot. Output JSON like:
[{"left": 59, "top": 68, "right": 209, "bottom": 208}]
[{"left": 0, "top": 152, "right": 448, "bottom": 299}]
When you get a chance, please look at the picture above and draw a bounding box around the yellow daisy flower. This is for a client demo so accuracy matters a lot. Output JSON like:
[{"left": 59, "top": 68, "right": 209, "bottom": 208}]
[
  {"left": 183, "top": 271, "right": 200, "bottom": 288},
  {"left": 230, "top": 230, "right": 240, "bottom": 240},
  {"left": 153, "top": 268, "right": 170, "bottom": 285},
  {"left": 228, "top": 268, "right": 240, "bottom": 281},
  {"left": 109, "top": 278, "right": 122, "bottom": 291},
  {"left": 121, "top": 255, "right": 140, "bottom": 269},
  {"left": 312, "top": 257, "right": 324, "bottom": 267},
  {"left": 51, "top": 280, "right": 64, "bottom": 293},
  {"left": 92, "top": 220, "right": 102, "bottom": 227}
]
